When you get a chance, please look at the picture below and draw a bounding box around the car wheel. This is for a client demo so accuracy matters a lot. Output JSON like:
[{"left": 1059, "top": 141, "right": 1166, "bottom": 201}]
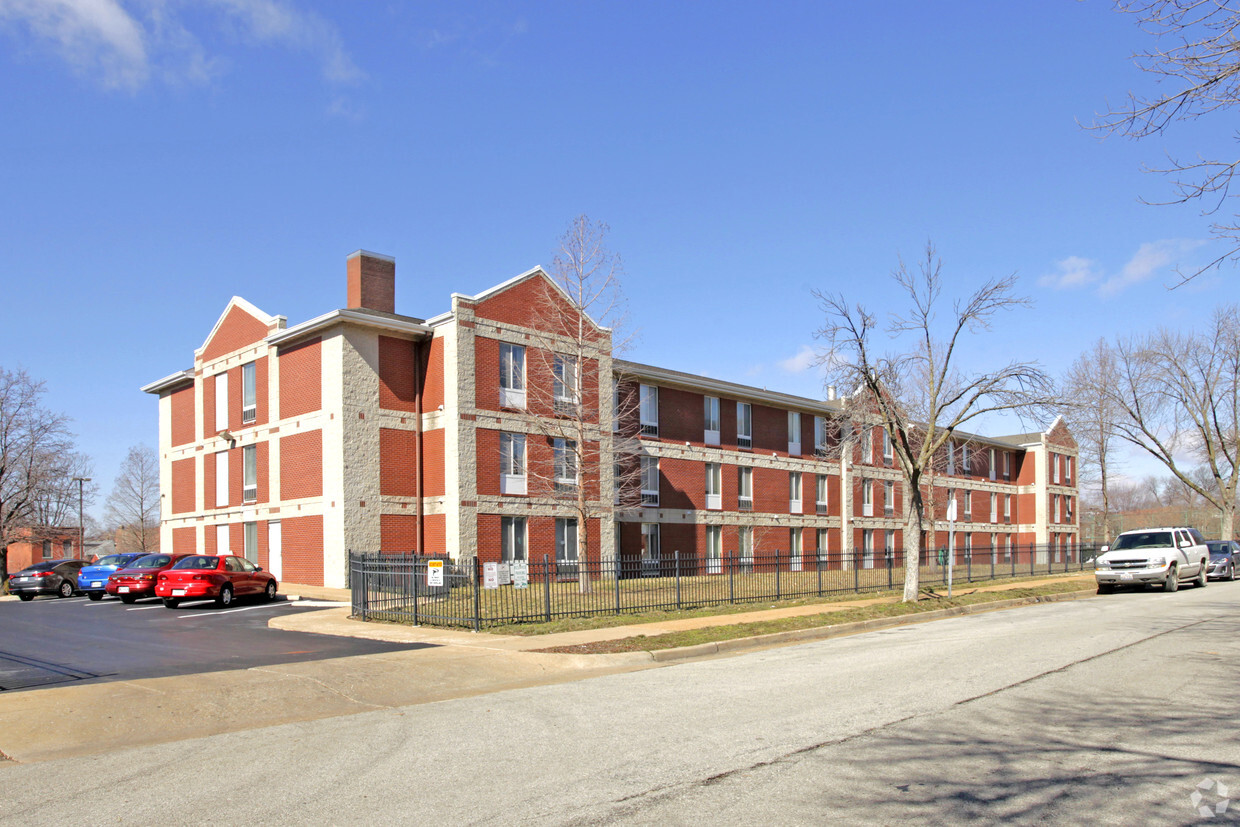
[
  {"left": 1164, "top": 566, "right": 1179, "bottom": 592},
  {"left": 216, "top": 584, "right": 233, "bottom": 608},
  {"left": 58, "top": 580, "right": 75, "bottom": 598},
  {"left": 162, "top": 597, "right": 179, "bottom": 609},
  {"left": 264, "top": 580, "right": 277, "bottom": 602},
  {"left": 1196, "top": 562, "right": 1209, "bottom": 588},
  {"left": 1097, "top": 584, "right": 1113, "bottom": 594},
  {"left": 1229, "top": 563, "right": 1236, "bottom": 582},
  {"left": 120, "top": 594, "right": 136, "bottom": 604},
  {"left": 18, "top": 594, "right": 34, "bottom": 602},
  {"left": 87, "top": 591, "right": 103, "bottom": 601}
]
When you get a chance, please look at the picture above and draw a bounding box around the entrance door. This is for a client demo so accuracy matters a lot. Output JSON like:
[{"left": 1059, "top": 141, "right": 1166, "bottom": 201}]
[{"left": 268, "top": 520, "right": 282, "bottom": 581}]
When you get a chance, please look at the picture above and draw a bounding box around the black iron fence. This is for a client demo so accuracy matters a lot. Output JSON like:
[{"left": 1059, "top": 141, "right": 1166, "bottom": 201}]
[{"left": 350, "top": 543, "right": 1098, "bottom": 629}]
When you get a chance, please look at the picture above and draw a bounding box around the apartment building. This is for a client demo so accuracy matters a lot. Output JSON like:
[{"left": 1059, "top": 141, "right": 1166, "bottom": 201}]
[{"left": 144, "top": 251, "right": 1079, "bottom": 587}]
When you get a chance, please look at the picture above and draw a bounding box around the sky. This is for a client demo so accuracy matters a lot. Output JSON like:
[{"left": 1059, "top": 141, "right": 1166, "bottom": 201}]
[{"left": 0, "top": 0, "right": 1232, "bottom": 519}]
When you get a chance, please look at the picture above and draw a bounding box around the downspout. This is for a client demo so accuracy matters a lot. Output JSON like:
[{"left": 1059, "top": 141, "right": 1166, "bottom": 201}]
[{"left": 415, "top": 338, "right": 425, "bottom": 555}]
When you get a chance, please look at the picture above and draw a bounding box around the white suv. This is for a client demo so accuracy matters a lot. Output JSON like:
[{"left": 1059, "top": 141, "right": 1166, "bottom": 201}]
[{"left": 1095, "top": 527, "right": 1210, "bottom": 593}]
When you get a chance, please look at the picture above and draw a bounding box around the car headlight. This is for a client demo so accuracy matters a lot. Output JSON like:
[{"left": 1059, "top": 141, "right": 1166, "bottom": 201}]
[
  {"left": 1096, "top": 560, "right": 1110, "bottom": 570},
  {"left": 1149, "top": 556, "right": 1166, "bottom": 568}
]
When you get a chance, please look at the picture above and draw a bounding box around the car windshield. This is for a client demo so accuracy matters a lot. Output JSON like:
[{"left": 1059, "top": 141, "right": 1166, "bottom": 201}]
[
  {"left": 93, "top": 555, "right": 127, "bottom": 567},
  {"left": 129, "top": 554, "right": 171, "bottom": 569},
  {"left": 172, "top": 556, "right": 218, "bottom": 570},
  {"left": 1112, "top": 532, "right": 1173, "bottom": 550},
  {"left": 1208, "top": 543, "right": 1233, "bottom": 555}
]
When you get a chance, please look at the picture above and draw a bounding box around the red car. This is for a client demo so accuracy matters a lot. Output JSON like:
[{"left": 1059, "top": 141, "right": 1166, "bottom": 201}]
[
  {"left": 154, "top": 554, "right": 278, "bottom": 608},
  {"left": 106, "top": 553, "right": 190, "bottom": 603}
]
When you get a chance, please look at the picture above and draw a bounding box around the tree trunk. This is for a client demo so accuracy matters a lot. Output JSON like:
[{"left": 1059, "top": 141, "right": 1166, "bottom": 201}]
[
  {"left": 902, "top": 483, "right": 923, "bottom": 602},
  {"left": 1222, "top": 502, "right": 1235, "bottom": 542}
]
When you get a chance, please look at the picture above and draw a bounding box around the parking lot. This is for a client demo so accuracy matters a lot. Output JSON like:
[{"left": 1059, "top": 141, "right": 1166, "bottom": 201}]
[{"left": 0, "top": 592, "right": 429, "bottom": 691}]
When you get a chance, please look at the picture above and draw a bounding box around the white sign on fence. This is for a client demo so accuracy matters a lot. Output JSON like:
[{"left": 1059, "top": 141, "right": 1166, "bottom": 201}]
[
  {"left": 497, "top": 562, "right": 512, "bottom": 586},
  {"left": 510, "top": 560, "right": 529, "bottom": 589},
  {"left": 483, "top": 562, "right": 499, "bottom": 589},
  {"left": 427, "top": 559, "right": 444, "bottom": 587}
]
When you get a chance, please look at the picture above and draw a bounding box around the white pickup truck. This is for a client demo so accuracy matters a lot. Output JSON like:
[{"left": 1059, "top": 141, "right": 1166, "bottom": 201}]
[{"left": 1094, "top": 526, "right": 1210, "bottom": 593}]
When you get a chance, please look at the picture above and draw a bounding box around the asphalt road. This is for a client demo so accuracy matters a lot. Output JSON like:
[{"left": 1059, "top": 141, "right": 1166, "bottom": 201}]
[
  {"left": 0, "top": 593, "right": 427, "bottom": 691},
  {"left": 2, "top": 582, "right": 1239, "bottom": 824}
]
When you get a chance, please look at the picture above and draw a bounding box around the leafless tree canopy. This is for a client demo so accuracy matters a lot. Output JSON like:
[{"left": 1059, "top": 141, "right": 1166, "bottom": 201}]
[
  {"left": 1103, "top": 304, "right": 1240, "bottom": 536},
  {"left": 814, "top": 243, "right": 1057, "bottom": 601},
  {"left": 104, "top": 444, "right": 160, "bottom": 554},
  {"left": 1062, "top": 339, "right": 1125, "bottom": 542},
  {"left": 520, "top": 216, "right": 641, "bottom": 589},
  {"left": 1093, "top": 0, "right": 1240, "bottom": 279},
  {"left": 0, "top": 367, "right": 94, "bottom": 587}
]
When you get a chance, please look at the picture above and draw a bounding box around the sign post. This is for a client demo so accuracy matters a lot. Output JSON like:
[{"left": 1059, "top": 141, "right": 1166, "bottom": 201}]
[{"left": 946, "top": 496, "right": 957, "bottom": 599}]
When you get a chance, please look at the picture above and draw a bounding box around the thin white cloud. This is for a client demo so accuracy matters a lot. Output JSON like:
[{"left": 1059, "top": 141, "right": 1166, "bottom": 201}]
[
  {"left": 1098, "top": 239, "right": 1206, "bottom": 297},
  {"left": 779, "top": 344, "right": 819, "bottom": 374},
  {"left": 1038, "top": 255, "right": 1100, "bottom": 290},
  {"left": 0, "top": 0, "right": 361, "bottom": 91}
]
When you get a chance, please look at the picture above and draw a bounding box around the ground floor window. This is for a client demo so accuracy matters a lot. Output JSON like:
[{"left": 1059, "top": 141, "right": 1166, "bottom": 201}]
[
  {"left": 244, "top": 521, "right": 258, "bottom": 563},
  {"left": 556, "top": 518, "right": 578, "bottom": 564},
  {"left": 641, "top": 523, "right": 660, "bottom": 561},
  {"left": 501, "top": 516, "right": 526, "bottom": 562}
]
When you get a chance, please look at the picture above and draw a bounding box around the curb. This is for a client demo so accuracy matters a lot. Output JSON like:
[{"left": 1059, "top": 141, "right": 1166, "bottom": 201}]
[{"left": 643, "top": 589, "right": 1097, "bottom": 663}]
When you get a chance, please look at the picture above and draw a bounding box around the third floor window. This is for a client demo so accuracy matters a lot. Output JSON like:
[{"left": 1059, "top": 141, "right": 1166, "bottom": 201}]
[{"left": 500, "top": 343, "right": 526, "bottom": 409}]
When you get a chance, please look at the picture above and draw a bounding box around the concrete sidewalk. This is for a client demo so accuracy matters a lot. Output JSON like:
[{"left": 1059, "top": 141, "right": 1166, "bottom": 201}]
[{"left": 0, "top": 573, "right": 1094, "bottom": 766}]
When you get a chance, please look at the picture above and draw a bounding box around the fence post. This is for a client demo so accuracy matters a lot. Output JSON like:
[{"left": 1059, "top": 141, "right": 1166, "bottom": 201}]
[
  {"left": 990, "top": 548, "right": 995, "bottom": 581},
  {"left": 412, "top": 554, "right": 419, "bottom": 627},
  {"left": 472, "top": 556, "right": 482, "bottom": 632},
  {"left": 1031, "top": 547, "right": 1035, "bottom": 577},
  {"left": 776, "top": 549, "right": 782, "bottom": 601},
  {"left": 614, "top": 554, "right": 621, "bottom": 616},
  {"left": 544, "top": 554, "right": 552, "bottom": 623},
  {"left": 854, "top": 550, "right": 860, "bottom": 593},
  {"left": 675, "top": 550, "right": 682, "bottom": 609},
  {"left": 967, "top": 551, "right": 972, "bottom": 583},
  {"left": 887, "top": 550, "right": 893, "bottom": 590},
  {"left": 817, "top": 550, "right": 823, "bottom": 597},
  {"left": 728, "top": 552, "right": 735, "bottom": 604}
]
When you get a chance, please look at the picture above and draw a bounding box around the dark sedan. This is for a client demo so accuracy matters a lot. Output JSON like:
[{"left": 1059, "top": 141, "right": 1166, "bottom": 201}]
[
  {"left": 9, "top": 560, "right": 87, "bottom": 600},
  {"left": 1207, "top": 540, "right": 1240, "bottom": 581}
]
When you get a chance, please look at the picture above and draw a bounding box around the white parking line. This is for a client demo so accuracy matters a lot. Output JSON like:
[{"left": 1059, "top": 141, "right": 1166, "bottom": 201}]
[
  {"left": 177, "top": 602, "right": 295, "bottom": 618},
  {"left": 126, "top": 604, "right": 166, "bottom": 611}
]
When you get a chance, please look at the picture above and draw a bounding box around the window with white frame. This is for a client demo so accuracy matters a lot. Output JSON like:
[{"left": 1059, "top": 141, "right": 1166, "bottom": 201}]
[
  {"left": 963, "top": 532, "right": 972, "bottom": 559},
  {"left": 555, "top": 518, "right": 579, "bottom": 565},
  {"left": 216, "top": 524, "right": 229, "bottom": 555},
  {"left": 816, "top": 528, "right": 829, "bottom": 563},
  {"left": 1004, "top": 493, "right": 1011, "bottom": 523},
  {"left": 639, "top": 385, "right": 659, "bottom": 436},
  {"left": 1066, "top": 496, "right": 1074, "bottom": 523},
  {"left": 789, "top": 527, "right": 802, "bottom": 571},
  {"left": 947, "top": 441, "right": 956, "bottom": 474},
  {"left": 862, "top": 529, "right": 875, "bottom": 569},
  {"left": 41, "top": 540, "right": 51, "bottom": 560},
  {"left": 1052, "top": 453, "right": 1060, "bottom": 484},
  {"left": 991, "top": 532, "right": 999, "bottom": 563},
  {"left": 814, "top": 416, "right": 828, "bottom": 453},
  {"left": 736, "top": 402, "right": 752, "bottom": 448},
  {"left": 704, "top": 396, "right": 720, "bottom": 445},
  {"left": 501, "top": 516, "right": 527, "bottom": 561},
  {"left": 990, "top": 492, "right": 998, "bottom": 523},
  {"left": 215, "top": 450, "right": 229, "bottom": 508},
  {"left": 1005, "top": 533, "right": 1012, "bottom": 560},
  {"left": 1053, "top": 494, "right": 1060, "bottom": 523},
  {"left": 705, "top": 462, "right": 722, "bottom": 510},
  {"left": 885, "top": 529, "right": 895, "bottom": 561},
  {"left": 961, "top": 444, "right": 971, "bottom": 475},
  {"left": 816, "top": 474, "right": 828, "bottom": 514},
  {"left": 641, "top": 522, "right": 660, "bottom": 561},
  {"left": 882, "top": 429, "right": 893, "bottom": 463},
  {"left": 1066, "top": 456, "right": 1073, "bottom": 484},
  {"left": 500, "top": 432, "right": 526, "bottom": 495},
  {"left": 706, "top": 526, "right": 722, "bottom": 575},
  {"left": 242, "top": 445, "right": 257, "bottom": 503},
  {"left": 862, "top": 478, "right": 873, "bottom": 516},
  {"left": 963, "top": 489, "right": 972, "bottom": 520},
  {"left": 242, "top": 362, "right": 256, "bottom": 424},
  {"left": 244, "top": 521, "right": 258, "bottom": 563},
  {"left": 947, "top": 489, "right": 957, "bottom": 522},
  {"left": 215, "top": 372, "right": 228, "bottom": 433},
  {"left": 789, "top": 471, "right": 802, "bottom": 513},
  {"left": 988, "top": 448, "right": 996, "bottom": 481},
  {"left": 554, "top": 438, "right": 578, "bottom": 491},
  {"left": 1003, "top": 451, "right": 1011, "bottom": 480},
  {"left": 788, "top": 411, "right": 801, "bottom": 455},
  {"left": 861, "top": 428, "right": 873, "bottom": 465},
  {"left": 737, "top": 467, "right": 753, "bottom": 510},
  {"left": 553, "top": 354, "right": 579, "bottom": 412},
  {"left": 500, "top": 344, "right": 526, "bottom": 409},
  {"left": 641, "top": 456, "right": 659, "bottom": 506}
]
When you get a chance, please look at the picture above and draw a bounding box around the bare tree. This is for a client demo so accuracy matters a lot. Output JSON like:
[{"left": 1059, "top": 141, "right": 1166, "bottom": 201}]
[
  {"left": 104, "top": 444, "right": 160, "bottom": 554},
  {"left": 0, "top": 368, "right": 92, "bottom": 589},
  {"left": 815, "top": 243, "right": 1057, "bottom": 601},
  {"left": 1062, "top": 339, "right": 1125, "bottom": 543},
  {"left": 522, "top": 216, "right": 642, "bottom": 591},
  {"left": 1105, "top": 306, "right": 1240, "bottom": 536},
  {"left": 1093, "top": 0, "right": 1240, "bottom": 280}
]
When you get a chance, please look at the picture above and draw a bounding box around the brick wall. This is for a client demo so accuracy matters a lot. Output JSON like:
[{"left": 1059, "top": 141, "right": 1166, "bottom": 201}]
[
  {"left": 202, "top": 373, "right": 216, "bottom": 438},
  {"left": 202, "top": 305, "right": 269, "bottom": 362},
  {"left": 280, "top": 429, "right": 323, "bottom": 500},
  {"left": 278, "top": 338, "right": 322, "bottom": 419},
  {"left": 378, "top": 428, "right": 417, "bottom": 497},
  {"left": 423, "top": 513, "right": 446, "bottom": 555},
  {"left": 423, "top": 428, "right": 445, "bottom": 497},
  {"left": 422, "top": 335, "right": 444, "bottom": 411},
  {"left": 172, "top": 527, "right": 196, "bottom": 554},
  {"left": 171, "top": 458, "right": 195, "bottom": 514},
  {"left": 281, "top": 514, "right": 324, "bottom": 586},
  {"left": 380, "top": 514, "right": 420, "bottom": 553},
  {"left": 379, "top": 335, "right": 419, "bottom": 413},
  {"left": 171, "top": 385, "right": 195, "bottom": 447}
]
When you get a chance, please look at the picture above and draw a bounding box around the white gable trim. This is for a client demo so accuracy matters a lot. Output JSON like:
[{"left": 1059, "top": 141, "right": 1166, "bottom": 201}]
[{"left": 194, "top": 297, "right": 278, "bottom": 360}]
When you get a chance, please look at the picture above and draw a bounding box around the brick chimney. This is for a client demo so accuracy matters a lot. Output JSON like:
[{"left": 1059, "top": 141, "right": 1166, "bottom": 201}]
[{"left": 347, "top": 250, "right": 396, "bottom": 314}]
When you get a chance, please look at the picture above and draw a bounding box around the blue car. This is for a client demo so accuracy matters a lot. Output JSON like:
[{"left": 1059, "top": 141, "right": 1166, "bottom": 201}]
[{"left": 77, "top": 553, "right": 147, "bottom": 600}]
